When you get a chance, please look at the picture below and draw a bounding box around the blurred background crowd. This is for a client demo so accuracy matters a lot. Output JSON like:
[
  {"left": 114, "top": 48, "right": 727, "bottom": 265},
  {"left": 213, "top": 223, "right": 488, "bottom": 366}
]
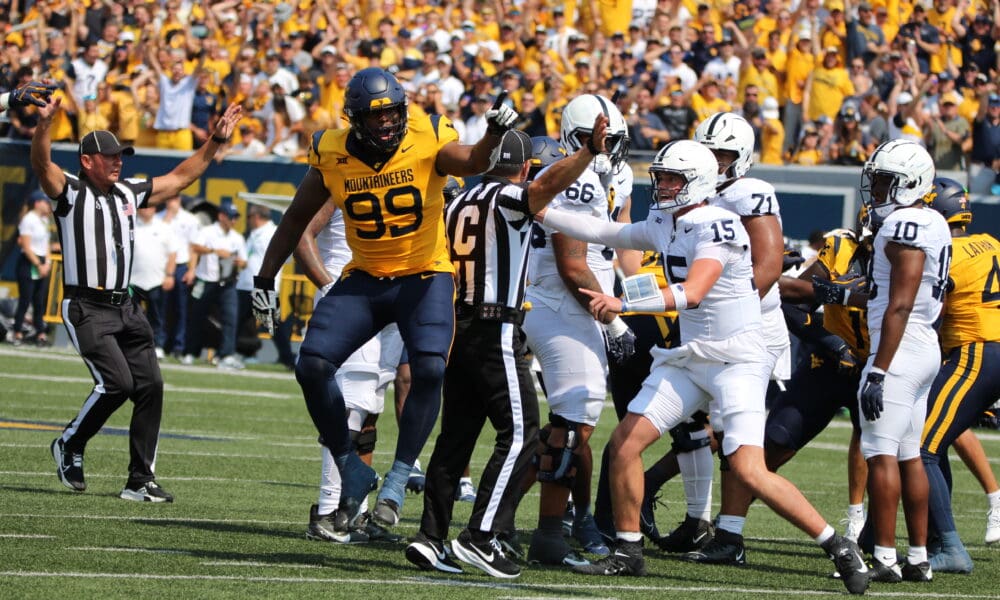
[{"left": 1, "top": 0, "right": 999, "bottom": 193}]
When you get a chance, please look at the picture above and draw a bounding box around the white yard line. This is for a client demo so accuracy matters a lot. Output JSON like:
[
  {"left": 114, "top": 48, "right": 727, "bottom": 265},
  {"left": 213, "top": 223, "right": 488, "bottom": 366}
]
[
  {"left": 0, "top": 571, "right": 998, "bottom": 598},
  {"left": 200, "top": 560, "right": 322, "bottom": 569}
]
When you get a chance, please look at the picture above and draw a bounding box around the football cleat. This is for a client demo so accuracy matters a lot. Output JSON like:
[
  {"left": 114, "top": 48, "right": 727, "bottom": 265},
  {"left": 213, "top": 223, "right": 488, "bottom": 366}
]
[
  {"left": 119, "top": 480, "right": 173, "bottom": 503},
  {"left": 306, "top": 504, "right": 369, "bottom": 543},
  {"left": 657, "top": 515, "right": 714, "bottom": 553},
  {"left": 901, "top": 560, "right": 932, "bottom": 582},
  {"left": 572, "top": 512, "right": 610, "bottom": 556},
  {"left": 823, "top": 534, "right": 870, "bottom": 595},
  {"left": 682, "top": 529, "right": 746, "bottom": 565},
  {"left": 51, "top": 438, "right": 86, "bottom": 492},
  {"left": 373, "top": 498, "right": 400, "bottom": 528},
  {"left": 572, "top": 540, "right": 646, "bottom": 576},
  {"left": 527, "top": 529, "right": 590, "bottom": 567},
  {"left": 867, "top": 560, "right": 902, "bottom": 583}
]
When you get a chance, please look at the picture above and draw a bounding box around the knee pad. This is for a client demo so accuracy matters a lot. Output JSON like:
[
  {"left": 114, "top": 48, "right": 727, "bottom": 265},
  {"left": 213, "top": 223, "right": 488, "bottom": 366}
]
[
  {"left": 669, "top": 420, "right": 712, "bottom": 454},
  {"left": 535, "top": 414, "right": 581, "bottom": 488}
]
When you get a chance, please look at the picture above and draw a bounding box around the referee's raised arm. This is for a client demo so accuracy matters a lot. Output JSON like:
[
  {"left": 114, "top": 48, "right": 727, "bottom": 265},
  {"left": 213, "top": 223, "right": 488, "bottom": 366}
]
[
  {"left": 30, "top": 95, "right": 67, "bottom": 199},
  {"left": 148, "top": 103, "right": 243, "bottom": 207}
]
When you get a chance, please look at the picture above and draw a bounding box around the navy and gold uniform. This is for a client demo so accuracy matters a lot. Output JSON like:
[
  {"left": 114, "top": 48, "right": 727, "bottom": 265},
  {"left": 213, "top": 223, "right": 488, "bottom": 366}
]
[
  {"left": 920, "top": 178, "right": 1000, "bottom": 564},
  {"left": 306, "top": 112, "right": 457, "bottom": 278},
  {"left": 921, "top": 231, "right": 1000, "bottom": 457},
  {"left": 766, "top": 230, "right": 869, "bottom": 451},
  {"left": 298, "top": 105, "right": 461, "bottom": 478}
]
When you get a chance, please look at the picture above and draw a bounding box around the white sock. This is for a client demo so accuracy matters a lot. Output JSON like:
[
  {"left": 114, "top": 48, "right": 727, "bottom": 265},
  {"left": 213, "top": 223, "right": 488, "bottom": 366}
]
[
  {"left": 716, "top": 515, "right": 746, "bottom": 536},
  {"left": 318, "top": 445, "right": 341, "bottom": 516},
  {"left": 847, "top": 503, "right": 865, "bottom": 519},
  {"left": 677, "top": 442, "right": 713, "bottom": 521},
  {"left": 814, "top": 524, "right": 835, "bottom": 545},
  {"left": 874, "top": 545, "right": 897, "bottom": 567},
  {"left": 908, "top": 546, "right": 927, "bottom": 564},
  {"left": 617, "top": 531, "right": 643, "bottom": 542},
  {"left": 460, "top": 476, "right": 473, "bottom": 486},
  {"left": 987, "top": 489, "right": 1000, "bottom": 509}
]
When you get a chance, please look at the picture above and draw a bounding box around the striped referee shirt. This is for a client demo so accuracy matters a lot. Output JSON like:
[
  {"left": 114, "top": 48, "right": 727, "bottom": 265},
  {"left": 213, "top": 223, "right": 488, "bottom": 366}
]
[
  {"left": 54, "top": 172, "right": 153, "bottom": 291},
  {"left": 445, "top": 176, "right": 533, "bottom": 310}
]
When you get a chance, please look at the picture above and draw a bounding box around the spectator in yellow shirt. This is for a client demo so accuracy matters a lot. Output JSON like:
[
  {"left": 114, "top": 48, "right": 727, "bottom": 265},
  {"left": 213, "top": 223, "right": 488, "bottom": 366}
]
[
  {"left": 688, "top": 75, "right": 733, "bottom": 123},
  {"left": 783, "top": 28, "right": 816, "bottom": 154},
  {"left": 808, "top": 47, "right": 856, "bottom": 121},
  {"left": 760, "top": 96, "right": 786, "bottom": 164},
  {"left": 791, "top": 122, "right": 825, "bottom": 164}
]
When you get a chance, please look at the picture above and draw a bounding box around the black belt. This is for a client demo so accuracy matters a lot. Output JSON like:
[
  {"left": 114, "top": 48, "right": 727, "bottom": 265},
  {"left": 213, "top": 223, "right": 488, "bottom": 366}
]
[
  {"left": 455, "top": 302, "right": 524, "bottom": 325},
  {"left": 64, "top": 285, "right": 131, "bottom": 305}
]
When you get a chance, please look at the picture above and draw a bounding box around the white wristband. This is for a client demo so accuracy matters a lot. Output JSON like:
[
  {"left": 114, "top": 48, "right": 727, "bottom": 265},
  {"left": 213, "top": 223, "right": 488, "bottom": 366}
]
[
  {"left": 669, "top": 283, "right": 688, "bottom": 311},
  {"left": 0, "top": 92, "right": 9, "bottom": 111},
  {"left": 841, "top": 289, "right": 851, "bottom": 306},
  {"left": 606, "top": 316, "right": 629, "bottom": 338}
]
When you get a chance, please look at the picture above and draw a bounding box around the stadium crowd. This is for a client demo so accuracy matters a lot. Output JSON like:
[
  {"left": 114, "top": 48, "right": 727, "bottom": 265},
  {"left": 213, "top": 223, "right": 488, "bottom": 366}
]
[{"left": 1, "top": 0, "right": 1000, "bottom": 192}]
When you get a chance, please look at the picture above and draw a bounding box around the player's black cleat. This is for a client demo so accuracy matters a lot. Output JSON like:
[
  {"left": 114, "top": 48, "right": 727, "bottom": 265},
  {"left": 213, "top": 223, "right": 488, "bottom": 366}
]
[
  {"left": 867, "top": 560, "right": 902, "bottom": 583},
  {"left": 306, "top": 504, "right": 369, "bottom": 543},
  {"left": 338, "top": 457, "right": 378, "bottom": 528},
  {"left": 120, "top": 480, "right": 173, "bottom": 503},
  {"left": 901, "top": 560, "right": 932, "bottom": 582},
  {"left": 573, "top": 540, "right": 646, "bottom": 576},
  {"left": 373, "top": 498, "right": 400, "bottom": 527},
  {"left": 357, "top": 511, "right": 403, "bottom": 542},
  {"left": 823, "top": 534, "right": 870, "bottom": 595},
  {"left": 657, "top": 515, "right": 714, "bottom": 553},
  {"left": 51, "top": 438, "right": 86, "bottom": 491},
  {"left": 682, "top": 529, "right": 746, "bottom": 565}
]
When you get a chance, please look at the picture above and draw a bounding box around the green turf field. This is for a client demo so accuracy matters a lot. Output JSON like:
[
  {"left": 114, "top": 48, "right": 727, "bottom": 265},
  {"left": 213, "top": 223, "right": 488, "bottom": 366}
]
[{"left": 2, "top": 345, "right": 999, "bottom": 599}]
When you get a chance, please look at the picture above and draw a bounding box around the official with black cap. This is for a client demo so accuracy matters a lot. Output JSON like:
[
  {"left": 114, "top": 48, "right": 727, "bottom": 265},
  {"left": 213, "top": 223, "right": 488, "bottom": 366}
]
[
  {"left": 30, "top": 91, "right": 243, "bottom": 502},
  {"left": 406, "top": 118, "right": 609, "bottom": 578}
]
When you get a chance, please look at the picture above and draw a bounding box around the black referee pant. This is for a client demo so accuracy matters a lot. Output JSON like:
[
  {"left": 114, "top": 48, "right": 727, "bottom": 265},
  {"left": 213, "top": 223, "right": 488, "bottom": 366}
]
[
  {"left": 420, "top": 315, "right": 539, "bottom": 540},
  {"left": 60, "top": 295, "right": 164, "bottom": 485}
]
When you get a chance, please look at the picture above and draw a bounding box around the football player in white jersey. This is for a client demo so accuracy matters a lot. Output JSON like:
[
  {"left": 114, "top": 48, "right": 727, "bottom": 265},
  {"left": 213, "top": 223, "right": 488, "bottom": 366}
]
[
  {"left": 294, "top": 201, "right": 408, "bottom": 543},
  {"left": 817, "top": 140, "right": 950, "bottom": 583},
  {"left": 522, "top": 94, "right": 632, "bottom": 564},
  {"left": 649, "top": 112, "right": 791, "bottom": 563},
  {"left": 533, "top": 140, "right": 870, "bottom": 594}
]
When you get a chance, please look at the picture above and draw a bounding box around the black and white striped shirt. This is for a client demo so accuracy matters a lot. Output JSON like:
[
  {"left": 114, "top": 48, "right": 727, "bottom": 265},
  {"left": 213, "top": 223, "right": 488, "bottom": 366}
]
[
  {"left": 445, "top": 176, "right": 533, "bottom": 310},
  {"left": 54, "top": 173, "right": 153, "bottom": 291}
]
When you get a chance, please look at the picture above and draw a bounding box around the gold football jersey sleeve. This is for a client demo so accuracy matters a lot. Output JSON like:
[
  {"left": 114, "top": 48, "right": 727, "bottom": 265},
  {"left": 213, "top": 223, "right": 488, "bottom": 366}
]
[
  {"left": 941, "top": 233, "right": 1000, "bottom": 353},
  {"left": 816, "top": 232, "right": 871, "bottom": 360},
  {"left": 308, "top": 112, "right": 460, "bottom": 277}
]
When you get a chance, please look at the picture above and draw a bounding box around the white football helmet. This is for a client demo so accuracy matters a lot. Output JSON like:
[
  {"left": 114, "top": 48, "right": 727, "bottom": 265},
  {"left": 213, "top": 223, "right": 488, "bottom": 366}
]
[
  {"left": 861, "top": 139, "right": 935, "bottom": 230},
  {"left": 648, "top": 140, "right": 719, "bottom": 213},
  {"left": 560, "top": 94, "right": 629, "bottom": 174},
  {"left": 693, "top": 112, "right": 755, "bottom": 183}
]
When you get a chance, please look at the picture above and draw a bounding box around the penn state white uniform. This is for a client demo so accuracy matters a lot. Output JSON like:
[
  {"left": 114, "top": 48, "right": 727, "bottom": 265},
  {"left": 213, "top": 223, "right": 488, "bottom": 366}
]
[
  {"left": 523, "top": 167, "right": 616, "bottom": 425},
  {"left": 709, "top": 177, "right": 791, "bottom": 382},
  {"left": 313, "top": 207, "right": 405, "bottom": 413},
  {"left": 861, "top": 206, "right": 951, "bottom": 460},
  {"left": 541, "top": 203, "right": 770, "bottom": 455}
]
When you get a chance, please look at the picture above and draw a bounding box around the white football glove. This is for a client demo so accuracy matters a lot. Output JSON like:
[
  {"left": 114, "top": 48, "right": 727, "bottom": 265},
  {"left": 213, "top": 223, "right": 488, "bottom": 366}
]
[{"left": 251, "top": 276, "right": 280, "bottom": 335}]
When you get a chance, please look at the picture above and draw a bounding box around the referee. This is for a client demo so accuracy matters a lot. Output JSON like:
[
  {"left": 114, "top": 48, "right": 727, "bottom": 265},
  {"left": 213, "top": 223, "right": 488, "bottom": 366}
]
[
  {"left": 405, "top": 119, "right": 608, "bottom": 578},
  {"left": 30, "top": 94, "right": 242, "bottom": 502}
]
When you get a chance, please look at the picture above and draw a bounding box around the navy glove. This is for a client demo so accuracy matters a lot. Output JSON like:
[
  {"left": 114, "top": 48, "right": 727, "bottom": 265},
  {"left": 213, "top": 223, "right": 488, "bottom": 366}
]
[
  {"left": 859, "top": 368, "right": 886, "bottom": 421},
  {"left": 604, "top": 319, "right": 637, "bottom": 366},
  {"left": 10, "top": 81, "right": 58, "bottom": 108},
  {"left": 834, "top": 344, "right": 859, "bottom": 376},
  {"left": 812, "top": 273, "right": 867, "bottom": 305}
]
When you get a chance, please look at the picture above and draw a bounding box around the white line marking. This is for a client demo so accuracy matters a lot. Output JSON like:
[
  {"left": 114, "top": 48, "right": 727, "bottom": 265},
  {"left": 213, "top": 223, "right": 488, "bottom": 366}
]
[
  {"left": 0, "top": 534, "right": 54, "bottom": 539},
  {"left": 200, "top": 561, "right": 322, "bottom": 569},
  {"left": 0, "top": 373, "right": 298, "bottom": 401},
  {"left": 67, "top": 547, "right": 193, "bottom": 555},
  {"left": 0, "top": 572, "right": 997, "bottom": 597}
]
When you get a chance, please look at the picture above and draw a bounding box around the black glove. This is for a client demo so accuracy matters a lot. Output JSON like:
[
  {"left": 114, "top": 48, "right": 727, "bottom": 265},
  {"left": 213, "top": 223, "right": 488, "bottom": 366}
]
[
  {"left": 485, "top": 92, "right": 518, "bottom": 136},
  {"left": 812, "top": 273, "right": 867, "bottom": 305},
  {"left": 251, "top": 276, "right": 280, "bottom": 335},
  {"left": 782, "top": 248, "right": 805, "bottom": 272},
  {"left": 834, "top": 344, "right": 859, "bottom": 376},
  {"left": 604, "top": 322, "right": 638, "bottom": 366},
  {"left": 10, "top": 81, "right": 59, "bottom": 108},
  {"left": 859, "top": 368, "right": 885, "bottom": 421}
]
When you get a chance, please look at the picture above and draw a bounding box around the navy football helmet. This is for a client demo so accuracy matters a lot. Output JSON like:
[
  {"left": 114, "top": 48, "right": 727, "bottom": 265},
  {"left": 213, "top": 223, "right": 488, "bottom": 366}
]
[
  {"left": 343, "top": 67, "right": 408, "bottom": 154},
  {"left": 927, "top": 177, "right": 972, "bottom": 226},
  {"left": 528, "top": 136, "right": 567, "bottom": 180}
]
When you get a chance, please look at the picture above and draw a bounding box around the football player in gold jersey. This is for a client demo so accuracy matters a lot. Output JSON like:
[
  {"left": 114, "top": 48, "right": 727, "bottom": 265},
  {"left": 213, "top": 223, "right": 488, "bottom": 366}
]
[
  {"left": 252, "top": 67, "right": 519, "bottom": 531},
  {"left": 921, "top": 177, "right": 1000, "bottom": 574}
]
